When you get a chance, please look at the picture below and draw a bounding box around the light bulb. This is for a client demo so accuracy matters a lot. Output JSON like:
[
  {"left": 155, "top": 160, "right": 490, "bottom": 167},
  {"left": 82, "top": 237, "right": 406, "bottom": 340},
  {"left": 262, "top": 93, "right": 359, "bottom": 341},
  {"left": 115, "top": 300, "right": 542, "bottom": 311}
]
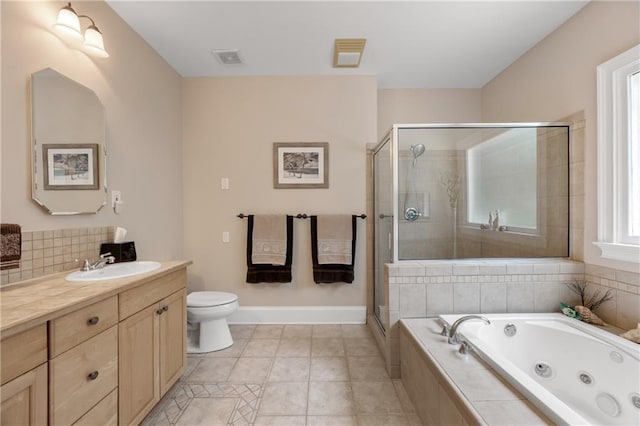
[
  {"left": 53, "top": 3, "right": 82, "bottom": 41},
  {"left": 83, "top": 25, "right": 109, "bottom": 58}
]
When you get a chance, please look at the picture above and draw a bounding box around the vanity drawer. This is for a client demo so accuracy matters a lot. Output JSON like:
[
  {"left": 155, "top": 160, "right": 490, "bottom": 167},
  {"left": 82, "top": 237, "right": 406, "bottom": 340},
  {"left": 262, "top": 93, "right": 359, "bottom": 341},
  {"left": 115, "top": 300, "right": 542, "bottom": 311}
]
[
  {"left": 119, "top": 269, "right": 186, "bottom": 320},
  {"left": 50, "top": 296, "right": 118, "bottom": 357},
  {"left": 50, "top": 326, "right": 118, "bottom": 426},
  {"left": 1, "top": 324, "right": 47, "bottom": 385},
  {"left": 72, "top": 388, "right": 117, "bottom": 426}
]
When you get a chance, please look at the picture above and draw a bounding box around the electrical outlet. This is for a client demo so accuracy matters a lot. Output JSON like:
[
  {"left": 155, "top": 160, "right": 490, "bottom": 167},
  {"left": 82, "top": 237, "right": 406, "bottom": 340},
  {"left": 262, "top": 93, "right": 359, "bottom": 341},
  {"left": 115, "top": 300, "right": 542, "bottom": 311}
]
[{"left": 221, "top": 178, "right": 229, "bottom": 190}]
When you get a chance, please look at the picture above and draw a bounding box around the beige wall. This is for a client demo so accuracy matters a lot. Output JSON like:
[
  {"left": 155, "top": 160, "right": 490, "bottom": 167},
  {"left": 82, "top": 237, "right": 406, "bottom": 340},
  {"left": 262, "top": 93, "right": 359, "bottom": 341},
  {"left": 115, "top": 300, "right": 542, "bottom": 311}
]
[
  {"left": 482, "top": 1, "right": 640, "bottom": 272},
  {"left": 183, "top": 76, "right": 377, "bottom": 306},
  {"left": 377, "top": 89, "right": 482, "bottom": 141},
  {"left": 1, "top": 1, "right": 184, "bottom": 260}
]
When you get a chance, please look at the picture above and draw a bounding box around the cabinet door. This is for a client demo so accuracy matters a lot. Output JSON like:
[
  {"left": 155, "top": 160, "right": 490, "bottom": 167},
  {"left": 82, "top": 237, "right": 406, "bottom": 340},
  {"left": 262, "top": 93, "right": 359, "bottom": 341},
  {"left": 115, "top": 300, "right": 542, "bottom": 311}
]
[
  {"left": 1, "top": 363, "right": 47, "bottom": 426},
  {"left": 159, "top": 289, "right": 186, "bottom": 395},
  {"left": 118, "top": 304, "right": 159, "bottom": 426}
]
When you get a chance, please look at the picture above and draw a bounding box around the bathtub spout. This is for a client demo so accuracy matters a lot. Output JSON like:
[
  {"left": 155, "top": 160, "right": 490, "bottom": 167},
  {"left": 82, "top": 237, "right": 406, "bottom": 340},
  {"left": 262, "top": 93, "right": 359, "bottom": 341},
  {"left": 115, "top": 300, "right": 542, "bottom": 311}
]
[{"left": 448, "top": 315, "right": 491, "bottom": 344}]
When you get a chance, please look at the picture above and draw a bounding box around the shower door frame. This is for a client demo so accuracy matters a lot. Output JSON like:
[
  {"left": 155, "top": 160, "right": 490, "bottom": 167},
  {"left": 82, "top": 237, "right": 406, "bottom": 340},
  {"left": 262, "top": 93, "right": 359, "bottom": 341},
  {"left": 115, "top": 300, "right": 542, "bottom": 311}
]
[{"left": 372, "top": 133, "right": 394, "bottom": 332}]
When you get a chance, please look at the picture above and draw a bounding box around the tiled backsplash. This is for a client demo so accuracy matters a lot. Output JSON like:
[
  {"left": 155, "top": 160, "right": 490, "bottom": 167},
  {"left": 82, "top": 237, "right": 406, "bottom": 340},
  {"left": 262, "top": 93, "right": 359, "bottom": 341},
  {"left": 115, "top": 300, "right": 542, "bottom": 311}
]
[
  {"left": 0, "top": 226, "right": 114, "bottom": 286},
  {"left": 584, "top": 263, "right": 640, "bottom": 330}
]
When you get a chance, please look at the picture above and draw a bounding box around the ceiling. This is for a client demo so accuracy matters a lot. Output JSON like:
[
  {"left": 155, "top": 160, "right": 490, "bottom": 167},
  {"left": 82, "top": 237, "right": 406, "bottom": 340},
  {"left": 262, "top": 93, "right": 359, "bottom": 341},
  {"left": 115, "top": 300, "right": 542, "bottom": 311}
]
[{"left": 106, "top": 1, "right": 588, "bottom": 89}]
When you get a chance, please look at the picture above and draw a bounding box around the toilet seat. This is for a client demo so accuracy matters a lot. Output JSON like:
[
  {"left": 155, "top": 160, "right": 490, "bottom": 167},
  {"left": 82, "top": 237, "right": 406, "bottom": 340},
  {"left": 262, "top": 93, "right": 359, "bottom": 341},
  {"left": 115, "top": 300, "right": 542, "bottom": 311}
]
[{"left": 187, "top": 291, "right": 238, "bottom": 307}]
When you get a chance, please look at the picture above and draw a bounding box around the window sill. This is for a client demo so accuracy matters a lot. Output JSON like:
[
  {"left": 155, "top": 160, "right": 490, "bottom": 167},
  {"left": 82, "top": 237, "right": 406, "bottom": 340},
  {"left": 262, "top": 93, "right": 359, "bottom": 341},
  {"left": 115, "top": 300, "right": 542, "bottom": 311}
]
[{"left": 593, "top": 242, "right": 640, "bottom": 263}]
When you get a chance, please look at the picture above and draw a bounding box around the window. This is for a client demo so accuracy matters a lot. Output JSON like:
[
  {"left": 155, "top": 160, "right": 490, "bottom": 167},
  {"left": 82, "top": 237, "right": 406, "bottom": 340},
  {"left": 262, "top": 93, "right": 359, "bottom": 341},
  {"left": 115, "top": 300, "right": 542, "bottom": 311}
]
[{"left": 595, "top": 44, "right": 640, "bottom": 263}]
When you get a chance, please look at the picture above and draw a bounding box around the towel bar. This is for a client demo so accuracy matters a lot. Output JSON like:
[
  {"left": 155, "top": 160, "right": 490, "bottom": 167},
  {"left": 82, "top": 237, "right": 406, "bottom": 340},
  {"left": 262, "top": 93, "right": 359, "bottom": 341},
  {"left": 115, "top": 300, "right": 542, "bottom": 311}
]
[
  {"left": 236, "top": 214, "right": 303, "bottom": 219},
  {"left": 237, "top": 213, "right": 367, "bottom": 219},
  {"left": 297, "top": 214, "right": 367, "bottom": 219}
]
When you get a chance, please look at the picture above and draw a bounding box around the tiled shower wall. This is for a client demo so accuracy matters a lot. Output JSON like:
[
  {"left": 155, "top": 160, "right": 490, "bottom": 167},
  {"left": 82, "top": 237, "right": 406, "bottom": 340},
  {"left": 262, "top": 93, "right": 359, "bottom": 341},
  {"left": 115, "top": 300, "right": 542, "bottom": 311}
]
[{"left": 0, "top": 226, "right": 114, "bottom": 286}]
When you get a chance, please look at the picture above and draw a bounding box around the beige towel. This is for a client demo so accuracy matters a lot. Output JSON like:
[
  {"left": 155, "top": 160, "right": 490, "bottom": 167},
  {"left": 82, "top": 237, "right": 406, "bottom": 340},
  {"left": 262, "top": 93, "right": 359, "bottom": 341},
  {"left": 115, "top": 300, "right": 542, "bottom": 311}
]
[
  {"left": 252, "top": 215, "right": 287, "bottom": 265},
  {"left": 317, "top": 215, "right": 352, "bottom": 265}
]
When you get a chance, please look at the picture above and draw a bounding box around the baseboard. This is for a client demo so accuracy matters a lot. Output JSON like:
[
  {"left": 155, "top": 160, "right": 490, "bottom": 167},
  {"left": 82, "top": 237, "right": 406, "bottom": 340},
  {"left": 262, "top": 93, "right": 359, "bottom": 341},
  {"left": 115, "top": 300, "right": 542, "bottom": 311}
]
[{"left": 227, "top": 306, "right": 367, "bottom": 324}]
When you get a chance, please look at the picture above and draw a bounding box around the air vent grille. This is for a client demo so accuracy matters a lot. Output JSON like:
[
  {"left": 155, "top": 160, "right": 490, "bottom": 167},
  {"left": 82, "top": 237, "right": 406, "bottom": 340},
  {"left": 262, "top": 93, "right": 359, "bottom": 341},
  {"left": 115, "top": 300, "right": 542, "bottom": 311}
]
[
  {"left": 333, "top": 38, "right": 366, "bottom": 68},
  {"left": 212, "top": 49, "right": 243, "bottom": 65}
]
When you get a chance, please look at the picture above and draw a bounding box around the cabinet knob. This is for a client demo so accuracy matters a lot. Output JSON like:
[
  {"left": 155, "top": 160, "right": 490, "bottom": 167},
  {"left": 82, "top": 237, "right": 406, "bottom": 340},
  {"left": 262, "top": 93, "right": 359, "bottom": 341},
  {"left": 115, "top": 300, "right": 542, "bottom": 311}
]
[
  {"left": 88, "top": 370, "right": 99, "bottom": 381},
  {"left": 88, "top": 316, "right": 100, "bottom": 325},
  {"left": 156, "top": 308, "right": 164, "bottom": 315},
  {"left": 162, "top": 305, "right": 169, "bottom": 312}
]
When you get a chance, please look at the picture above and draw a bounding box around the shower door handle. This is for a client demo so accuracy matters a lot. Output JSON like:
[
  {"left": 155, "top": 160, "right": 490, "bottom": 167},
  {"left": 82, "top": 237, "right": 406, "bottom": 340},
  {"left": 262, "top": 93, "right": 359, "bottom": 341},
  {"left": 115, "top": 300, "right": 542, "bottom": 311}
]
[{"left": 379, "top": 214, "right": 393, "bottom": 219}]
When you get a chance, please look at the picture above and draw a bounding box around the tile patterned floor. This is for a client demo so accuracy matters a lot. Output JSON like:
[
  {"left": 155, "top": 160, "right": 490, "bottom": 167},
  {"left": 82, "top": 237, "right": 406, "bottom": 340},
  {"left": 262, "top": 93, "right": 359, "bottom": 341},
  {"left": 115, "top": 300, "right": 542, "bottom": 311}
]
[{"left": 142, "top": 324, "right": 420, "bottom": 426}]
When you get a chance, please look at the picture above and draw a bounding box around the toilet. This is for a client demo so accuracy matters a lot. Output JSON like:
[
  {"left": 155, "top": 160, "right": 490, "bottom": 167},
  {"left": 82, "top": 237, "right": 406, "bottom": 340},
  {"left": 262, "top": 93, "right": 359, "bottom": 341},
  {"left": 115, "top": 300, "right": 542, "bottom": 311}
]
[{"left": 186, "top": 291, "right": 239, "bottom": 353}]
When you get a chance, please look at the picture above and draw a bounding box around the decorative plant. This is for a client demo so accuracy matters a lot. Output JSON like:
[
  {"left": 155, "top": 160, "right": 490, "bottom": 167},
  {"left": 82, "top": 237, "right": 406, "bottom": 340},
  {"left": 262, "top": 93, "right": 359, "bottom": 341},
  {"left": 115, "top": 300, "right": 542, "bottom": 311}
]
[
  {"left": 561, "top": 279, "right": 612, "bottom": 326},
  {"left": 565, "top": 279, "right": 612, "bottom": 312}
]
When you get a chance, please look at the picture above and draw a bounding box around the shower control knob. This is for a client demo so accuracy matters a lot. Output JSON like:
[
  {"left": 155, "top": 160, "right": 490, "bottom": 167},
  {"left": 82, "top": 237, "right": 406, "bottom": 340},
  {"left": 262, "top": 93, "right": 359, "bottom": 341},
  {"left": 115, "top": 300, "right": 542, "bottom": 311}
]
[{"left": 404, "top": 208, "right": 421, "bottom": 221}]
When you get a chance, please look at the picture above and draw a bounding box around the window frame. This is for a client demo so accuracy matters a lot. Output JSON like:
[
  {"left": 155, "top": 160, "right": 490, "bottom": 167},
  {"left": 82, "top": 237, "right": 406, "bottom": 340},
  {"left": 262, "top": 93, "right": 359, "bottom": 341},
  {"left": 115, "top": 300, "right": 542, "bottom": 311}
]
[{"left": 594, "top": 44, "right": 640, "bottom": 263}]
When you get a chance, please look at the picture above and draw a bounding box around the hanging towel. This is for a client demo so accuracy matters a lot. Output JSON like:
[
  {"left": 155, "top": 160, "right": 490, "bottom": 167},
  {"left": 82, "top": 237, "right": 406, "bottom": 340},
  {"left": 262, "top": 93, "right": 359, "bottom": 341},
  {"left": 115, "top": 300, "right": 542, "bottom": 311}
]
[
  {"left": 1, "top": 224, "right": 21, "bottom": 271},
  {"left": 310, "top": 215, "right": 356, "bottom": 283},
  {"left": 246, "top": 215, "right": 294, "bottom": 283},
  {"left": 251, "top": 215, "right": 288, "bottom": 265},
  {"left": 316, "top": 215, "right": 353, "bottom": 265}
]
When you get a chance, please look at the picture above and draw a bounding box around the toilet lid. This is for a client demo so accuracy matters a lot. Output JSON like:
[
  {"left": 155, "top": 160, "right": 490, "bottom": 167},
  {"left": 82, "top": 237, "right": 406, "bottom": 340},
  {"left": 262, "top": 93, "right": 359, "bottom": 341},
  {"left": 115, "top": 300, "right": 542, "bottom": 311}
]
[{"left": 187, "top": 291, "right": 238, "bottom": 307}]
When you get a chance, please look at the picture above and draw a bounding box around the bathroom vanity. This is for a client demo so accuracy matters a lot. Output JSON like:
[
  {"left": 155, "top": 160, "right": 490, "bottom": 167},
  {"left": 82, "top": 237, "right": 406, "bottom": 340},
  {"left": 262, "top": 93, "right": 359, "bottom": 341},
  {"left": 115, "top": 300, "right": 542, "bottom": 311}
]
[{"left": 0, "top": 260, "right": 191, "bottom": 426}]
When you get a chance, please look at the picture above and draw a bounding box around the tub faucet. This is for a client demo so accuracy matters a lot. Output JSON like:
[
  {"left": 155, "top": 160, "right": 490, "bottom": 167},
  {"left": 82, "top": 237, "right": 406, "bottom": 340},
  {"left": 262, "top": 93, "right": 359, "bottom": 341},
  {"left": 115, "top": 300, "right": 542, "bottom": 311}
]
[
  {"left": 82, "top": 253, "right": 115, "bottom": 271},
  {"left": 447, "top": 315, "right": 491, "bottom": 344}
]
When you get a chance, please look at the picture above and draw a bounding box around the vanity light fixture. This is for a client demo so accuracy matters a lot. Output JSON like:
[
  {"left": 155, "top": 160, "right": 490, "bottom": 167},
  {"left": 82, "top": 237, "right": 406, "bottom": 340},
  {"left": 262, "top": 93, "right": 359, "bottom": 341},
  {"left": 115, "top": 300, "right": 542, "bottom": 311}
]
[{"left": 53, "top": 2, "right": 109, "bottom": 58}]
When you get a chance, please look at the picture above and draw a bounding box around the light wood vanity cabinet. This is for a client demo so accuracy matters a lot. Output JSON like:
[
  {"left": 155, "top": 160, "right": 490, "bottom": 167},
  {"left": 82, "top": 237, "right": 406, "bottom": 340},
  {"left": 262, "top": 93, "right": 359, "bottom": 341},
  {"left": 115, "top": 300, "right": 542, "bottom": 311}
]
[
  {"left": 1, "top": 363, "right": 48, "bottom": 426},
  {"left": 118, "top": 270, "right": 187, "bottom": 426},
  {"left": 49, "top": 296, "right": 119, "bottom": 426},
  {"left": 0, "top": 325, "right": 48, "bottom": 426},
  {"left": 0, "top": 264, "right": 188, "bottom": 426}
]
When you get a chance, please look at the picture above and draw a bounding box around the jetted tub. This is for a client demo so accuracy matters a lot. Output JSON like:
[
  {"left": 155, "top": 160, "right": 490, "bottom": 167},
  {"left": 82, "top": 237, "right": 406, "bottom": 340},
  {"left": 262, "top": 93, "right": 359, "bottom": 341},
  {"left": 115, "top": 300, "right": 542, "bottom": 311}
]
[{"left": 439, "top": 313, "right": 640, "bottom": 426}]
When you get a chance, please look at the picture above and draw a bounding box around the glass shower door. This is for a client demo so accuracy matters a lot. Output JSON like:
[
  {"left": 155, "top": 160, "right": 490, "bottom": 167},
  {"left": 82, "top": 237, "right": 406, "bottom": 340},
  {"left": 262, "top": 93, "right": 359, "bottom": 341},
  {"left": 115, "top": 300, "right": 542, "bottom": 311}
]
[{"left": 373, "top": 136, "right": 393, "bottom": 331}]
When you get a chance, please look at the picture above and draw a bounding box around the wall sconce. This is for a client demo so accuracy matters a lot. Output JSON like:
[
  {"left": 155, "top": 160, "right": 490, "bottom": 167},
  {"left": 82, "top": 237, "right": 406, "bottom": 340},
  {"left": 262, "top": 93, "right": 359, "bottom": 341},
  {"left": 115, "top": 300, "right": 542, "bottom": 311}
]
[{"left": 53, "top": 2, "right": 109, "bottom": 58}]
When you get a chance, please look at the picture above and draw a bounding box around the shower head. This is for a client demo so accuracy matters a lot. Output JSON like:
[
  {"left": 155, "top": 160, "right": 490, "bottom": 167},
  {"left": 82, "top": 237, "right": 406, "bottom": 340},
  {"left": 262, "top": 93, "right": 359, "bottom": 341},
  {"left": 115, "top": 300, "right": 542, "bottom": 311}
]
[{"left": 410, "top": 144, "right": 425, "bottom": 159}]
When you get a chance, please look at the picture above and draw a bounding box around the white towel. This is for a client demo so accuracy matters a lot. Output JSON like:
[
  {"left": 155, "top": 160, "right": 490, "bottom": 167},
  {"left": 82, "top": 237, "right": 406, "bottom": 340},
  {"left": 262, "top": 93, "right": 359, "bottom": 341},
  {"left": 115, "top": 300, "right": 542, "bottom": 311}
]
[
  {"left": 252, "top": 215, "right": 287, "bottom": 265},
  {"left": 317, "top": 215, "right": 352, "bottom": 265}
]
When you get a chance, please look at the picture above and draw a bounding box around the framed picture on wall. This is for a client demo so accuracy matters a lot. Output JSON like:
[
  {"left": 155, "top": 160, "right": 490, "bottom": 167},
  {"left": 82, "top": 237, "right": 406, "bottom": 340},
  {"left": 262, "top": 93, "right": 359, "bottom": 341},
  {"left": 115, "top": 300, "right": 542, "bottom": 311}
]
[
  {"left": 273, "top": 142, "right": 329, "bottom": 189},
  {"left": 42, "top": 144, "right": 99, "bottom": 190}
]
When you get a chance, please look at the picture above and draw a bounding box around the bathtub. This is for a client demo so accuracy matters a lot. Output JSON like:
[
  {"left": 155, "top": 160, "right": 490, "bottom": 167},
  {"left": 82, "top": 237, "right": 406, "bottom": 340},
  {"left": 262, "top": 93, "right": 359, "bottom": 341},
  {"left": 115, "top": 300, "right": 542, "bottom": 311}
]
[{"left": 439, "top": 313, "right": 640, "bottom": 426}]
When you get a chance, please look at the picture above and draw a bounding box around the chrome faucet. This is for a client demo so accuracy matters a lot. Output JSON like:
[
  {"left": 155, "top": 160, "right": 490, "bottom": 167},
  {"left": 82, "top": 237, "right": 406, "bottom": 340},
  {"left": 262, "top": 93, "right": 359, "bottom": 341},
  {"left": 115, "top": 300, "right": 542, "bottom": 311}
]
[
  {"left": 81, "top": 253, "right": 116, "bottom": 271},
  {"left": 447, "top": 315, "right": 491, "bottom": 344}
]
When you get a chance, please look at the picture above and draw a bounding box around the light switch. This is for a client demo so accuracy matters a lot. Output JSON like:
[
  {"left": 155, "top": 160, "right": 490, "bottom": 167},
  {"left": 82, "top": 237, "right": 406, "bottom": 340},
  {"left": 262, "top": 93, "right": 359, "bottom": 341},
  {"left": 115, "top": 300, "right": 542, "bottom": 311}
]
[
  {"left": 112, "top": 190, "right": 122, "bottom": 213},
  {"left": 221, "top": 178, "right": 229, "bottom": 190},
  {"left": 222, "top": 231, "right": 230, "bottom": 243}
]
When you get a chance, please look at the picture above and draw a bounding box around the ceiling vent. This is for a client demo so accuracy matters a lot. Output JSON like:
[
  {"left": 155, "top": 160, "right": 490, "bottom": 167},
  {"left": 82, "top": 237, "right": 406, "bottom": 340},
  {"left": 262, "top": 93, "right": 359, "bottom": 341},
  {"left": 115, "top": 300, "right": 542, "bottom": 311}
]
[
  {"left": 333, "top": 38, "right": 366, "bottom": 68},
  {"left": 212, "top": 49, "right": 243, "bottom": 65}
]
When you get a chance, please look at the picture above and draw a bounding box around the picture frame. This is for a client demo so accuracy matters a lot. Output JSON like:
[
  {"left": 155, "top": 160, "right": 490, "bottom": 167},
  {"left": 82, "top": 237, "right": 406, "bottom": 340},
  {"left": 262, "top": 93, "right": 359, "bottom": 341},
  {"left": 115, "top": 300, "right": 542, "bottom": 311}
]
[
  {"left": 273, "top": 142, "right": 329, "bottom": 189},
  {"left": 42, "top": 144, "right": 99, "bottom": 190}
]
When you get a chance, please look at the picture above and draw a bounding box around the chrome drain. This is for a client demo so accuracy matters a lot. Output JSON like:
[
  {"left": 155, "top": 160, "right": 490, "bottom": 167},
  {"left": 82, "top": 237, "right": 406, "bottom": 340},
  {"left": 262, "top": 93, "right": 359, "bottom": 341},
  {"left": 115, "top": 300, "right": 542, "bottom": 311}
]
[
  {"left": 578, "top": 371, "right": 594, "bottom": 385},
  {"left": 534, "top": 362, "right": 553, "bottom": 379},
  {"left": 504, "top": 323, "right": 517, "bottom": 337}
]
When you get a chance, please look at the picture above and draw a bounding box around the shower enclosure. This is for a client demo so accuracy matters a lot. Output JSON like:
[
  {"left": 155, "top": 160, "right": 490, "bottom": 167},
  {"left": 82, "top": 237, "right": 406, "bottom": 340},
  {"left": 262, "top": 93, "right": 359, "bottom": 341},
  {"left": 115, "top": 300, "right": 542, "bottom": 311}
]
[{"left": 372, "top": 124, "right": 570, "bottom": 330}]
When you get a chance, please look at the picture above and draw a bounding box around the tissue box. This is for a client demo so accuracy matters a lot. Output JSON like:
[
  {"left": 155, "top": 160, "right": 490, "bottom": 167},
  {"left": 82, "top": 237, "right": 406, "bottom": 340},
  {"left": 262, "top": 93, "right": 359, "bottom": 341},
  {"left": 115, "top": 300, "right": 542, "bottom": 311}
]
[{"left": 100, "top": 242, "right": 137, "bottom": 263}]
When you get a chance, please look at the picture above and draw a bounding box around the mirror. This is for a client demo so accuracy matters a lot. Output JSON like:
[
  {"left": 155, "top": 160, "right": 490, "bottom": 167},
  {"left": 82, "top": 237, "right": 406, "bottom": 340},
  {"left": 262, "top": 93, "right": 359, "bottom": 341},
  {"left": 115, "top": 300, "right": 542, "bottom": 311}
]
[{"left": 31, "top": 68, "right": 106, "bottom": 215}]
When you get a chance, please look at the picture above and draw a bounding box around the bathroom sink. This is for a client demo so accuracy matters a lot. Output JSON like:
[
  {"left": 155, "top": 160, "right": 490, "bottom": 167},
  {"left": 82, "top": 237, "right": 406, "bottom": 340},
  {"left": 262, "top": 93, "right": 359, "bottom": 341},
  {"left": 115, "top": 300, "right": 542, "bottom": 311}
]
[{"left": 66, "top": 261, "right": 162, "bottom": 282}]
